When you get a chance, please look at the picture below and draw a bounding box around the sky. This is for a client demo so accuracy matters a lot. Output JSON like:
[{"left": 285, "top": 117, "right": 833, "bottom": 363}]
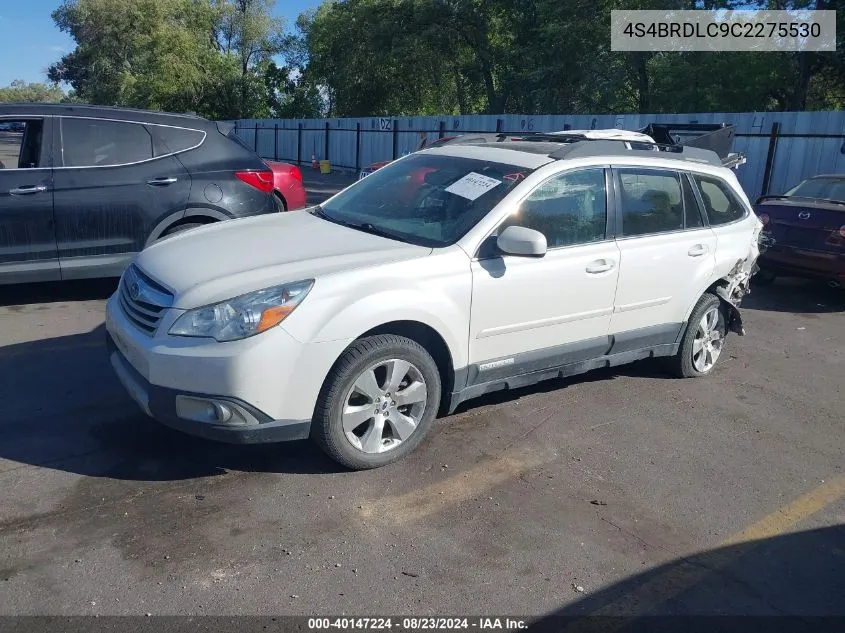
[{"left": 0, "top": 0, "right": 320, "bottom": 88}]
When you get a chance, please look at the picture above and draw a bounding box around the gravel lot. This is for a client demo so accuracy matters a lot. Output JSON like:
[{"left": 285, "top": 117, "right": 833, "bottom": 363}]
[{"left": 0, "top": 172, "right": 843, "bottom": 621}]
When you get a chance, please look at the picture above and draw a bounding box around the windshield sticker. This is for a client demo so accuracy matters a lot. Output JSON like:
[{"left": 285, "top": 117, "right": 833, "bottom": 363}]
[{"left": 445, "top": 172, "right": 502, "bottom": 201}]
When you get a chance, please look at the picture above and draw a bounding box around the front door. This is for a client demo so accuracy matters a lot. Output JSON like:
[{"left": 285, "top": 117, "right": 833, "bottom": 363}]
[
  {"left": 52, "top": 117, "right": 191, "bottom": 279},
  {"left": 0, "top": 116, "right": 58, "bottom": 284},
  {"left": 469, "top": 167, "right": 620, "bottom": 383}
]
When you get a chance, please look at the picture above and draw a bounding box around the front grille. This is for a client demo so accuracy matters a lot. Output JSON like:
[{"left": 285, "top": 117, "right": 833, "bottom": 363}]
[{"left": 118, "top": 265, "right": 174, "bottom": 335}]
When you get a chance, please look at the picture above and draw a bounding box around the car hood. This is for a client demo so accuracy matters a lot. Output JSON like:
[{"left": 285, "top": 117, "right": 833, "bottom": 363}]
[{"left": 134, "top": 211, "right": 432, "bottom": 309}]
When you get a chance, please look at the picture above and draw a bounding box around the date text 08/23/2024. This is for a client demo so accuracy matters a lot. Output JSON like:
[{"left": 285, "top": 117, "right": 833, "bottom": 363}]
[{"left": 306, "top": 618, "right": 528, "bottom": 631}]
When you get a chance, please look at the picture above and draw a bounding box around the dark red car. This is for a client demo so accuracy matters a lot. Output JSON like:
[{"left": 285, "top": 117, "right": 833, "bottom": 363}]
[
  {"left": 265, "top": 160, "right": 307, "bottom": 210},
  {"left": 754, "top": 174, "right": 845, "bottom": 288}
]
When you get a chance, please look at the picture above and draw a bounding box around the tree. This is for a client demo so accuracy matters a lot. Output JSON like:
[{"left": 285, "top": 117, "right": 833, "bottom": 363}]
[
  {"left": 0, "top": 80, "right": 66, "bottom": 103},
  {"left": 48, "top": 0, "right": 288, "bottom": 119},
  {"left": 299, "top": 0, "right": 845, "bottom": 117}
]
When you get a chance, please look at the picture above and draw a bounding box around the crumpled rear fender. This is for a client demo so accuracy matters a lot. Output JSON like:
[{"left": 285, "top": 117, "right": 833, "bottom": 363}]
[{"left": 712, "top": 223, "right": 765, "bottom": 336}]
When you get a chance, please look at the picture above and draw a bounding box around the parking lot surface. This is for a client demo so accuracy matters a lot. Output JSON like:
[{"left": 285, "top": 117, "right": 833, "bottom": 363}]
[{"left": 0, "top": 172, "right": 843, "bottom": 619}]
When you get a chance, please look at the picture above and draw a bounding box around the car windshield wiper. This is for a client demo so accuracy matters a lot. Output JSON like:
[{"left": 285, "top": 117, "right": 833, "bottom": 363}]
[
  {"left": 349, "top": 222, "right": 415, "bottom": 244},
  {"left": 310, "top": 207, "right": 415, "bottom": 244},
  {"left": 310, "top": 205, "right": 330, "bottom": 219}
]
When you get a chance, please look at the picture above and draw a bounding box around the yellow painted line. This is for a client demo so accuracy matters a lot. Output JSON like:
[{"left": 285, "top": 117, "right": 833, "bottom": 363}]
[
  {"left": 719, "top": 475, "right": 845, "bottom": 547},
  {"left": 568, "top": 474, "right": 845, "bottom": 626},
  {"left": 359, "top": 451, "right": 547, "bottom": 524}
]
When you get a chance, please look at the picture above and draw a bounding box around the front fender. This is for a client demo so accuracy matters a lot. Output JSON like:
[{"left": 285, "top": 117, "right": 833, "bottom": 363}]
[{"left": 282, "top": 271, "right": 472, "bottom": 371}]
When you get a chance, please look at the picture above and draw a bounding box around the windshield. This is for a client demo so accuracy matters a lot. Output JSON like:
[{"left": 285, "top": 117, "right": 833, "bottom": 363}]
[
  {"left": 319, "top": 153, "right": 535, "bottom": 247},
  {"left": 784, "top": 177, "right": 845, "bottom": 202}
]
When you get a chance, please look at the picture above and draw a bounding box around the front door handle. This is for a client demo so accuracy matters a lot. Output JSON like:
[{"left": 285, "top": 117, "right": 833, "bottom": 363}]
[
  {"left": 586, "top": 259, "right": 616, "bottom": 274},
  {"left": 688, "top": 244, "right": 709, "bottom": 257},
  {"left": 10, "top": 184, "right": 47, "bottom": 195},
  {"left": 147, "top": 177, "right": 178, "bottom": 186}
]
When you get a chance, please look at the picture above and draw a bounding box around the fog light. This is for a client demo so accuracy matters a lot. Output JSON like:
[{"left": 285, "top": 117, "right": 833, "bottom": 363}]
[{"left": 175, "top": 396, "right": 250, "bottom": 425}]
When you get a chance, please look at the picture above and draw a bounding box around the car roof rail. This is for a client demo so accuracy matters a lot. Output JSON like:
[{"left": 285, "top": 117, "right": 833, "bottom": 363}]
[{"left": 547, "top": 139, "right": 725, "bottom": 167}]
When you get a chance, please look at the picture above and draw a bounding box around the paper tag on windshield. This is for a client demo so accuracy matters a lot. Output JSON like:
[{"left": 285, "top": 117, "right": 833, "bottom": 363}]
[{"left": 444, "top": 172, "right": 501, "bottom": 201}]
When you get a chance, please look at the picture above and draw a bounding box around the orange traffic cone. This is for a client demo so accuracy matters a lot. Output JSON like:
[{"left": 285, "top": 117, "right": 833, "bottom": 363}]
[{"left": 311, "top": 153, "right": 319, "bottom": 170}]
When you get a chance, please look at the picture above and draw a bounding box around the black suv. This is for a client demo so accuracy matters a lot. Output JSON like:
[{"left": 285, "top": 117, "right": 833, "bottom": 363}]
[{"left": 0, "top": 104, "right": 278, "bottom": 285}]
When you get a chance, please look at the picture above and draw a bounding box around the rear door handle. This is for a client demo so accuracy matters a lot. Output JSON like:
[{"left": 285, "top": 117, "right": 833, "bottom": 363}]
[
  {"left": 586, "top": 259, "right": 616, "bottom": 274},
  {"left": 10, "top": 185, "right": 47, "bottom": 195},
  {"left": 147, "top": 177, "right": 178, "bottom": 186},
  {"left": 688, "top": 244, "right": 709, "bottom": 257}
]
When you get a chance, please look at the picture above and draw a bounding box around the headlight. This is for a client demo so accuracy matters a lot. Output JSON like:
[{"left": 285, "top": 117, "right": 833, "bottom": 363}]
[{"left": 169, "top": 280, "right": 314, "bottom": 342}]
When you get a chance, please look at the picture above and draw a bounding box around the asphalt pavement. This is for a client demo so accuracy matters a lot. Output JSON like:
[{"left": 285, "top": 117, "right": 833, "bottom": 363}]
[{"left": 0, "top": 172, "right": 842, "bottom": 621}]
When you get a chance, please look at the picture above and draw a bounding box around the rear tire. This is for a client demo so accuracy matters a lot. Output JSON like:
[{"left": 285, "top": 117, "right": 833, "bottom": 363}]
[
  {"left": 666, "top": 293, "right": 727, "bottom": 378},
  {"left": 311, "top": 334, "right": 441, "bottom": 470},
  {"left": 273, "top": 191, "right": 287, "bottom": 211}
]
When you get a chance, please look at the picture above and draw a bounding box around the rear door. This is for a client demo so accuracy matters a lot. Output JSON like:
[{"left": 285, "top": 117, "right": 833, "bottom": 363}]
[
  {"left": 52, "top": 117, "right": 191, "bottom": 279},
  {"left": 609, "top": 167, "right": 717, "bottom": 342},
  {"left": 0, "top": 116, "right": 58, "bottom": 283}
]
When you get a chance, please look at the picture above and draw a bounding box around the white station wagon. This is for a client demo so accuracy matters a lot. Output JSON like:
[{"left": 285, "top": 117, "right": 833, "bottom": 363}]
[{"left": 106, "top": 129, "right": 763, "bottom": 469}]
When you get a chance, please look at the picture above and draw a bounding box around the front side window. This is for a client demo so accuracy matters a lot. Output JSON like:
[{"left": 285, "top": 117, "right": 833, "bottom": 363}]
[
  {"left": 618, "top": 168, "right": 685, "bottom": 236},
  {"left": 693, "top": 174, "right": 747, "bottom": 225},
  {"left": 500, "top": 168, "right": 607, "bottom": 248},
  {"left": 61, "top": 118, "right": 154, "bottom": 167},
  {"left": 317, "top": 153, "right": 536, "bottom": 247},
  {"left": 0, "top": 119, "right": 45, "bottom": 169}
]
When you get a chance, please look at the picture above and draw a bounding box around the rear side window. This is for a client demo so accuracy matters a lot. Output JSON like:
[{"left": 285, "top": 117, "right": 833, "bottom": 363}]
[
  {"left": 0, "top": 119, "right": 45, "bottom": 169},
  {"left": 61, "top": 118, "right": 153, "bottom": 167},
  {"left": 618, "top": 168, "right": 684, "bottom": 236},
  {"left": 151, "top": 126, "right": 205, "bottom": 156},
  {"left": 693, "top": 175, "right": 747, "bottom": 225}
]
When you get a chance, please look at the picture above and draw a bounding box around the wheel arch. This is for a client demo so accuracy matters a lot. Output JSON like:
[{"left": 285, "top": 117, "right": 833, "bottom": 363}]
[
  {"left": 146, "top": 209, "right": 226, "bottom": 246},
  {"left": 683, "top": 275, "right": 746, "bottom": 336},
  {"left": 331, "top": 320, "right": 456, "bottom": 415}
]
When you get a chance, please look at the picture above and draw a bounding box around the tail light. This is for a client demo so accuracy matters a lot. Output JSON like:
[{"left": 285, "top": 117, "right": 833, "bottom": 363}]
[
  {"left": 235, "top": 170, "right": 274, "bottom": 193},
  {"left": 289, "top": 166, "right": 303, "bottom": 183},
  {"left": 758, "top": 212, "right": 770, "bottom": 225}
]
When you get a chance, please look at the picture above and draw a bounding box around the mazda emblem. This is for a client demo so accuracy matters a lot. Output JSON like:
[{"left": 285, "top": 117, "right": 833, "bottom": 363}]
[{"left": 798, "top": 211, "right": 811, "bottom": 220}]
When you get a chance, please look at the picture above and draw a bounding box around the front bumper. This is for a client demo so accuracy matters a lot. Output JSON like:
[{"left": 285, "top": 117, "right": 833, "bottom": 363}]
[
  {"left": 104, "top": 294, "right": 348, "bottom": 444},
  {"left": 107, "top": 332, "right": 310, "bottom": 443}
]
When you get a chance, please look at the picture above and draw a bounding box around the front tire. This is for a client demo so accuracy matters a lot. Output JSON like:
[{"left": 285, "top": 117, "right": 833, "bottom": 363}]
[
  {"left": 311, "top": 335, "right": 442, "bottom": 470},
  {"left": 667, "top": 293, "right": 727, "bottom": 378}
]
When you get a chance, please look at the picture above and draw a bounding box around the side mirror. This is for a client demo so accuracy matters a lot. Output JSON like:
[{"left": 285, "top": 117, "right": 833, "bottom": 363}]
[{"left": 496, "top": 225, "right": 547, "bottom": 257}]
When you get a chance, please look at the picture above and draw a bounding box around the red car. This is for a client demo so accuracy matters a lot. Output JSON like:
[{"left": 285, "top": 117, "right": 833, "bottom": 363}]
[
  {"left": 265, "top": 160, "right": 307, "bottom": 210},
  {"left": 754, "top": 174, "right": 845, "bottom": 288}
]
